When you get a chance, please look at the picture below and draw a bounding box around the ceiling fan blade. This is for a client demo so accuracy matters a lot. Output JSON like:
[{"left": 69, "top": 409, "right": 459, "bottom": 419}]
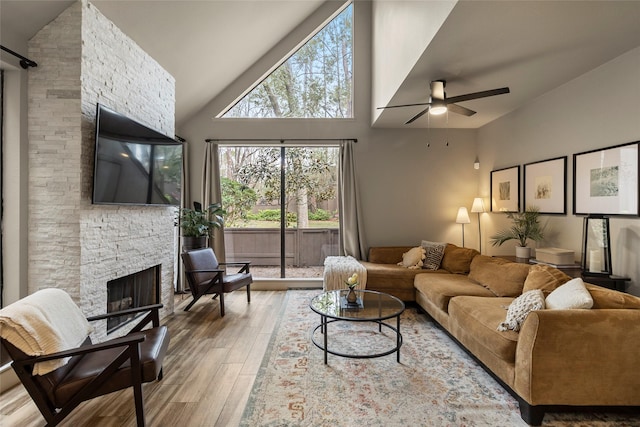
[
  {"left": 377, "top": 102, "right": 430, "bottom": 110},
  {"left": 445, "top": 87, "right": 510, "bottom": 104},
  {"left": 447, "top": 103, "right": 476, "bottom": 117},
  {"left": 405, "top": 106, "right": 430, "bottom": 124}
]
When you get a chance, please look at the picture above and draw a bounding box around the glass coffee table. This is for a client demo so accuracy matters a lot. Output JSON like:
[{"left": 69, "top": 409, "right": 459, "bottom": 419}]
[{"left": 309, "top": 289, "right": 405, "bottom": 364}]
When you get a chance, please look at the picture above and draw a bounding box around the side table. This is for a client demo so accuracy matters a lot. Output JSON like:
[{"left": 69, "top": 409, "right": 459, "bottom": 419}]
[{"left": 581, "top": 274, "right": 630, "bottom": 292}]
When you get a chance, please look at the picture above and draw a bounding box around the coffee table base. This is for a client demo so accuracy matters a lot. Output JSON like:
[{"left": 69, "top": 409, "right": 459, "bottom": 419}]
[{"left": 311, "top": 316, "right": 403, "bottom": 364}]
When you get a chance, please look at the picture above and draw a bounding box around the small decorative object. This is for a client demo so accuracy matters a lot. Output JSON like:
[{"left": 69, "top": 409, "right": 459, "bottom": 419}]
[
  {"left": 490, "top": 165, "right": 520, "bottom": 212},
  {"left": 581, "top": 215, "right": 612, "bottom": 276},
  {"left": 490, "top": 206, "right": 544, "bottom": 259},
  {"left": 345, "top": 273, "right": 359, "bottom": 304}
]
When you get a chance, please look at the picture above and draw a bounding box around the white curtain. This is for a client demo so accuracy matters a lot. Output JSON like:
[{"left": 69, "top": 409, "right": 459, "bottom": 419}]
[
  {"left": 201, "top": 141, "right": 226, "bottom": 261},
  {"left": 338, "top": 140, "right": 367, "bottom": 260}
]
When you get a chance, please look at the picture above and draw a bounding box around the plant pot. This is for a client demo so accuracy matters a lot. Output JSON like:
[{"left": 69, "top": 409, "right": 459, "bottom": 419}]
[
  {"left": 515, "top": 246, "right": 531, "bottom": 259},
  {"left": 182, "top": 236, "right": 207, "bottom": 252}
]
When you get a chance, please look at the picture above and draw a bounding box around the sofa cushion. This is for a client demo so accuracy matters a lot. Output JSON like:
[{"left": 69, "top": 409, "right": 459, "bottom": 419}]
[
  {"left": 546, "top": 277, "right": 593, "bottom": 309},
  {"left": 584, "top": 283, "right": 640, "bottom": 309},
  {"left": 414, "top": 273, "right": 494, "bottom": 313},
  {"left": 368, "top": 246, "right": 413, "bottom": 264},
  {"left": 523, "top": 264, "right": 572, "bottom": 296},
  {"left": 440, "top": 244, "right": 479, "bottom": 274},
  {"left": 421, "top": 240, "right": 446, "bottom": 270},
  {"left": 398, "top": 246, "right": 425, "bottom": 269},
  {"left": 468, "top": 255, "right": 530, "bottom": 297},
  {"left": 448, "top": 296, "right": 519, "bottom": 363},
  {"left": 497, "top": 289, "right": 545, "bottom": 332}
]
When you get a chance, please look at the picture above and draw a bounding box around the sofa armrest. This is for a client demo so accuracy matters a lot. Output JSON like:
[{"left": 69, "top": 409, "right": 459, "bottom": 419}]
[
  {"left": 514, "top": 309, "right": 640, "bottom": 406},
  {"left": 368, "top": 246, "right": 414, "bottom": 264}
]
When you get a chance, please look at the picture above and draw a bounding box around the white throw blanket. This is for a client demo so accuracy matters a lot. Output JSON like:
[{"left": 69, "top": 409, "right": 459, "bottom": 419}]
[
  {"left": 0, "top": 288, "right": 93, "bottom": 375},
  {"left": 323, "top": 256, "right": 367, "bottom": 291}
]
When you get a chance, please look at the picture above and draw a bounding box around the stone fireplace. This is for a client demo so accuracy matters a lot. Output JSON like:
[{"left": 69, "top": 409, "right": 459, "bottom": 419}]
[
  {"left": 27, "top": 0, "right": 176, "bottom": 340},
  {"left": 106, "top": 265, "right": 160, "bottom": 333}
]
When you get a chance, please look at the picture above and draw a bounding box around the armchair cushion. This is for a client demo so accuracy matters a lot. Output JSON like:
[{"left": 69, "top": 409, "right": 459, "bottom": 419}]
[{"left": 0, "top": 288, "right": 93, "bottom": 375}]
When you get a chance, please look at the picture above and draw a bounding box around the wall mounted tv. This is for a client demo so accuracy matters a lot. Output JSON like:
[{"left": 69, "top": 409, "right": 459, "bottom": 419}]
[{"left": 92, "top": 104, "right": 182, "bottom": 206}]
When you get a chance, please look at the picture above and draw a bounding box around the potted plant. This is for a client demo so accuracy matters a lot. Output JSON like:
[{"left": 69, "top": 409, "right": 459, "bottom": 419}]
[
  {"left": 176, "top": 203, "right": 226, "bottom": 250},
  {"left": 489, "top": 206, "right": 544, "bottom": 259}
]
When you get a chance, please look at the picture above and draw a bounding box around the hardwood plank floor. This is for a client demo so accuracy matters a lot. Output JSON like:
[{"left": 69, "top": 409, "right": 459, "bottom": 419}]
[{"left": 0, "top": 290, "right": 287, "bottom": 427}]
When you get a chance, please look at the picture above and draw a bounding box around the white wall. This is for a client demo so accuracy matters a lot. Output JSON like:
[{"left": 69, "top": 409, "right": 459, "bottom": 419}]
[{"left": 478, "top": 46, "right": 640, "bottom": 296}]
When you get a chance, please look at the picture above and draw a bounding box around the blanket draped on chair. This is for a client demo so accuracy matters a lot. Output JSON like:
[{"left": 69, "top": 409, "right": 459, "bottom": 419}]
[
  {"left": 323, "top": 256, "right": 367, "bottom": 291},
  {"left": 0, "top": 288, "right": 93, "bottom": 375}
]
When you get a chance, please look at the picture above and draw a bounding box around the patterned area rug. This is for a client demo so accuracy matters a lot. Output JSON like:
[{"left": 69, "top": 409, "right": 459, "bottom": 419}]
[{"left": 240, "top": 291, "right": 640, "bottom": 427}]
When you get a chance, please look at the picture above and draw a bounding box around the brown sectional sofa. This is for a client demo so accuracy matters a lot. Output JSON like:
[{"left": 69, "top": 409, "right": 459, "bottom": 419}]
[{"left": 360, "top": 244, "right": 640, "bottom": 425}]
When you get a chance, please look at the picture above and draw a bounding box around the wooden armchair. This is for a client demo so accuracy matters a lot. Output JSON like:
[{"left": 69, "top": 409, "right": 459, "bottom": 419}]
[
  {"left": 181, "top": 247, "right": 252, "bottom": 316},
  {"left": 0, "top": 289, "right": 170, "bottom": 427}
]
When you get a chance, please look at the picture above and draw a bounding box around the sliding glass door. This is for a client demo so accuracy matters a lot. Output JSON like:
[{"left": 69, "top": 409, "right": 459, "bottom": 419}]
[{"left": 218, "top": 145, "right": 339, "bottom": 279}]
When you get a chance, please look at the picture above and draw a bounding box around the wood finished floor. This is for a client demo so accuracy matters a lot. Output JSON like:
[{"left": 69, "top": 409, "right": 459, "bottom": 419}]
[{"left": 0, "top": 290, "right": 287, "bottom": 427}]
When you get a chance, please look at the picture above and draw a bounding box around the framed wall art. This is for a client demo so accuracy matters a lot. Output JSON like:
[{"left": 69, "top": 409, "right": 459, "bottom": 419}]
[
  {"left": 524, "top": 156, "right": 567, "bottom": 214},
  {"left": 490, "top": 165, "right": 520, "bottom": 212},
  {"left": 573, "top": 141, "right": 639, "bottom": 216}
]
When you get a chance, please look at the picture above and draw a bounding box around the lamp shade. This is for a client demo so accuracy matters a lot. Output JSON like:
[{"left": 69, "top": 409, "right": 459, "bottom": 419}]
[
  {"left": 471, "top": 198, "right": 486, "bottom": 213},
  {"left": 456, "top": 207, "right": 471, "bottom": 224}
]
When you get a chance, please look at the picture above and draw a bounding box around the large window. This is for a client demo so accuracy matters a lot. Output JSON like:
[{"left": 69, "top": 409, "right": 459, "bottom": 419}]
[
  {"left": 219, "top": 146, "right": 339, "bottom": 278},
  {"left": 223, "top": 3, "right": 353, "bottom": 119}
]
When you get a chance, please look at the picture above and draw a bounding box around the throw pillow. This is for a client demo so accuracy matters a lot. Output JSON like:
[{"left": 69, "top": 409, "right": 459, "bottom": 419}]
[
  {"left": 397, "top": 246, "right": 425, "bottom": 269},
  {"left": 585, "top": 283, "right": 640, "bottom": 309},
  {"left": 440, "top": 244, "right": 479, "bottom": 274},
  {"left": 522, "top": 264, "right": 572, "bottom": 296},
  {"left": 545, "top": 277, "right": 594, "bottom": 310},
  {"left": 421, "top": 240, "right": 446, "bottom": 270},
  {"left": 497, "top": 289, "right": 545, "bottom": 332},
  {"left": 468, "top": 255, "right": 531, "bottom": 297}
]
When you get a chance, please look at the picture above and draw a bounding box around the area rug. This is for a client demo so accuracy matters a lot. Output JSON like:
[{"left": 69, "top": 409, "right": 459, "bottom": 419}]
[{"left": 240, "top": 290, "right": 640, "bottom": 427}]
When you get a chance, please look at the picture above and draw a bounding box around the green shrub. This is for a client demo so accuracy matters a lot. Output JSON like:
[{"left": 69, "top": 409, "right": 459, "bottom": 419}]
[{"left": 309, "top": 209, "right": 333, "bottom": 221}]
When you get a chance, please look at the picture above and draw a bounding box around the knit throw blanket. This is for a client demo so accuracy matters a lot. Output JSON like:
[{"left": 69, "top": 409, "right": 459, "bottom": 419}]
[
  {"left": 323, "top": 256, "right": 367, "bottom": 291},
  {"left": 0, "top": 288, "right": 93, "bottom": 375}
]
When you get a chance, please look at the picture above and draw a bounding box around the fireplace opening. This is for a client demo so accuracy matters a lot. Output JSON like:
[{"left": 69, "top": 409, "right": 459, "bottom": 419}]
[{"left": 106, "top": 265, "right": 160, "bottom": 334}]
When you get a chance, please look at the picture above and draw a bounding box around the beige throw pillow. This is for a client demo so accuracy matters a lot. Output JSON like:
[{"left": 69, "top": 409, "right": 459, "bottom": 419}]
[
  {"left": 398, "top": 246, "right": 425, "bottom": 269},
  {"left": 497, "top": 289, "right": 545, "bottom": 332},
  {"left": 545, "top": 277, "right": 593, "bottom": 310}
]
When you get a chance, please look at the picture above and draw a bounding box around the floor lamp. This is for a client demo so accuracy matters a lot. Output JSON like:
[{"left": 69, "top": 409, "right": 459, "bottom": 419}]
[
  {"left": 471, "top": 198, "right": 486, "bottom": 254},
  {"left": 456, "top": 207, "right": 471, "bottom": 247}
]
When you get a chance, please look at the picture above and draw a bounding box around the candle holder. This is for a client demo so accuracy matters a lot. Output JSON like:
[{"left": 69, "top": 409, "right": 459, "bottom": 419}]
[{"left": 581, "top": 215, "right": 612, "bottom": 277}]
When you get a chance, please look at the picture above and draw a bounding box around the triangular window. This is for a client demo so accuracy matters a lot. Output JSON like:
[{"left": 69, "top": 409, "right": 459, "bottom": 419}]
[{"left": 223, "top": 3, "right": 353, "bottom": 119}]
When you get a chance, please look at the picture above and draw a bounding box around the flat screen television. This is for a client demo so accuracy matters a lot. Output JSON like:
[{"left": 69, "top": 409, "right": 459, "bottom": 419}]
[{"left": 92, "top": 104, "right": 182, "bottom": 206}]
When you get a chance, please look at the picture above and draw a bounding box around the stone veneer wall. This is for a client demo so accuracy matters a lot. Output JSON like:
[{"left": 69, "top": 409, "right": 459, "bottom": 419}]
[{"left": 28, "top": 0, "right": 176, "bottom": 340}]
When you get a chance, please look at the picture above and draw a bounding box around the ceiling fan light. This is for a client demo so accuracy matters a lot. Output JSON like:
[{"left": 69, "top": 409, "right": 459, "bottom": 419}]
[{"left": 430, "top": 105, "right": 447, "bottom": 115}]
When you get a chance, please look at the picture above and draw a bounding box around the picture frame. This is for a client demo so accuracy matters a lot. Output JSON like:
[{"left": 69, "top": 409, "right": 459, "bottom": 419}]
[
  {"left": 490, "top": 165, "right": 520, "bottom": 212},
  {"left": 573, "top": 141, "right": 639, "bottom": 216},
  {"left": 523, "top": 156, "right": 567, "bottom": 214}
]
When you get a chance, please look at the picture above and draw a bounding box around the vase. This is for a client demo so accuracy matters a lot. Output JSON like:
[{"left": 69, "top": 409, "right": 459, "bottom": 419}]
[
  {"left": 346, "top": 287, "right": 358, "bottom": 304},
  {"left": 515, "top": 246, "right": 531, "bottom": 259}
]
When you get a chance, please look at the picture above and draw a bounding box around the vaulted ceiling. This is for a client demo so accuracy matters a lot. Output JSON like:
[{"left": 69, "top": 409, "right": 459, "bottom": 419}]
[{"left": 2, "top": 1, "right": 640, "bottom": 129}]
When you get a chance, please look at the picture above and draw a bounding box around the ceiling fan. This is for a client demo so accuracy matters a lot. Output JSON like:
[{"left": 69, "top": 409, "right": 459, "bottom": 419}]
[{"left": 377, "top": 80, "right": 510, "bottom": 124}]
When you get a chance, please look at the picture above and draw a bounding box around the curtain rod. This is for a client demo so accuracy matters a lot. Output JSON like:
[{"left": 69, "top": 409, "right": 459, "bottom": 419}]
[
  {"left": 0, "top": 45, "right": 37, "bottom": 69},
  {"left": 205, "top": 138, "right": 357, "bottom": 143}
]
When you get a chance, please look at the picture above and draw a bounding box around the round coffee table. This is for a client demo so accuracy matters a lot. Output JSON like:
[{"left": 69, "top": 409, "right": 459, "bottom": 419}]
[{"left": 309, "top": 289, "right": 405, "bottom": 364}]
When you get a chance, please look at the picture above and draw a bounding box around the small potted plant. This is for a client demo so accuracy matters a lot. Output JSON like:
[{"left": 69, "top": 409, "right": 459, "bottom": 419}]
[
  {"left": 489, "top": 206, "right": 544, "bottom": 259},
  {"left": 176, "top": 203, "right": 226, "bottom": 250}
]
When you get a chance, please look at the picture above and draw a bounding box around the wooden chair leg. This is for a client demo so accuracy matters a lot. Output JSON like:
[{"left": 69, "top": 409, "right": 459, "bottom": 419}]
[
  {"left": 219, "top": 292, "right": 225, "bottom": 317},
  {"left": 183, "top": 294, "right": 201, "bottom": 311},
  {"left": 247, "top": 284, "right": 251, "bottom": 303}
]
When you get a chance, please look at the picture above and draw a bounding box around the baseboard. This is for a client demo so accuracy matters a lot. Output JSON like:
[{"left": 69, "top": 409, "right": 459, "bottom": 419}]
[{"left": 0, "top": 364, "right": 19, "bottom": 393}]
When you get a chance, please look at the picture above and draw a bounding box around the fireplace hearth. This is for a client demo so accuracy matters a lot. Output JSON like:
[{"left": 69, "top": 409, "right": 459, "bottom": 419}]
[{"left": 106, "top": 265, "right": 160, "bottom": 333}]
